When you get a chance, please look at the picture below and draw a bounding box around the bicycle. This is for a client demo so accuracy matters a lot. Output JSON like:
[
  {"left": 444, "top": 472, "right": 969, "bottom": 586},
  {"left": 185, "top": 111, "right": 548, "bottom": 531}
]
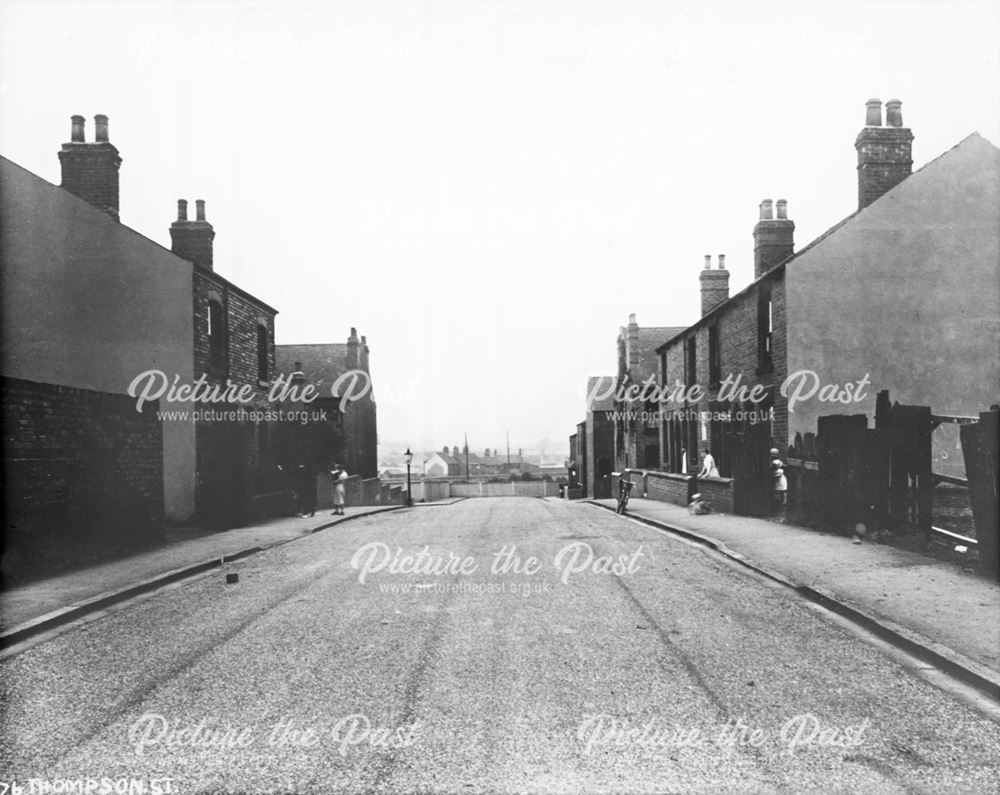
[{"left": 616, "top": 477, "right": 635, "bottom": 514}]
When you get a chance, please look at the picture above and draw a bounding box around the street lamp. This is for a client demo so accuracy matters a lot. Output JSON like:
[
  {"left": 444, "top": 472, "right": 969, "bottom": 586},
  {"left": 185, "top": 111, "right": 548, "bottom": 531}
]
[{"left": 404, "top": 447, "right": 413, "bottom": 507}]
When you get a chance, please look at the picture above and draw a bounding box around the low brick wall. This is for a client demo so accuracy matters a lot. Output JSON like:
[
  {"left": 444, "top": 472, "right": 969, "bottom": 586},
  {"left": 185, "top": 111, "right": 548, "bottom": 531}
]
[
  {"left": 646, "top": 471, "right": 693, "bottom": 506},
  {"left": 693, "top": 476, "right": 735, "bottom": 514}
]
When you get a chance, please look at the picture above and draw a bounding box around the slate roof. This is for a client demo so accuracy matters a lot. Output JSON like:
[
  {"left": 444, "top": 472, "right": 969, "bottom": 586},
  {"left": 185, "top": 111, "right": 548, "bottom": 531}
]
[{"left": 275, "top": 343, "right": 352, "bottom": 394}]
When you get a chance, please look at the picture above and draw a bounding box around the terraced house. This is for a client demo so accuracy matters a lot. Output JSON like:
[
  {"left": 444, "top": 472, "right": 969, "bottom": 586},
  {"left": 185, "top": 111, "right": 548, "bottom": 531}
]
[{"left": 655, "top": 99, "right": 1000, "bottom": 484}]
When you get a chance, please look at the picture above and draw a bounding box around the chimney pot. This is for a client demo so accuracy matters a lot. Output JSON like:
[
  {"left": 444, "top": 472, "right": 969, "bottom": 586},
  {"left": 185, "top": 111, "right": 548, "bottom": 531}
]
[
  {"left": 71, "top": 115, "right": 85, "bottom": 142},
  {"left": 759, "top": 199, "right": 774, "bottom": 220},
  {"left": 169, "top": 197, "right": 214, "bottom": 269},
  {"left": 885, "top": 99, "right": 903, "bottom": 128},
  {"left": 59, "top": 114, "right": 122, "bottom": 219},
  {"left": 294, "top": 361, "right": 302, "bottom": 370},
  {"left": 776, "top": 199, "right": 788, "bottom": 220},
  {"left": 865, "top": 98, "right": 883, "bottom": 126},
  {"left": 856, "top": 97, "right": 914, "bottom": 210},
  {"left": 703, "top": 254, "right": 711, "bottom": 270},
  {"left": 94, "top": 114, "right": 109, "bottom": 142},
  {"left": 628, "top": 313, "right": 637, "bottom": 324},
  {"left": 718, "top": 254, "right": 726, "bottom": 270}
]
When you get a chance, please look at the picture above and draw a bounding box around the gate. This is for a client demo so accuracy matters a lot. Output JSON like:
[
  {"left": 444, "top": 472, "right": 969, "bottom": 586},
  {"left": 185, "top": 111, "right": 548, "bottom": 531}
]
[{"left": 726, "top": 421, "right": 772, "bottom": 517}]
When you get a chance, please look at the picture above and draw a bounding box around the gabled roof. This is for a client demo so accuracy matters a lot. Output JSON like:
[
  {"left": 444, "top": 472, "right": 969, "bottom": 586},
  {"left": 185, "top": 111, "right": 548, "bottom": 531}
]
[
  {"left": 276, "top": 343, "right": 351, "bottom": 393},
  {"left": 634, "top": 327, "right": 685, "bottom": 381},
  {"left": 655, "top": 131, "right": 1000, "bottom": 353}
]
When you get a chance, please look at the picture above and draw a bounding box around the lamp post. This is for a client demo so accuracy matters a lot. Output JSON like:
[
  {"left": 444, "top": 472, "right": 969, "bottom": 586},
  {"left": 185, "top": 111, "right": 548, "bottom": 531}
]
[{"left": 404, "top": 447, "right": 413, "bottom": 507}]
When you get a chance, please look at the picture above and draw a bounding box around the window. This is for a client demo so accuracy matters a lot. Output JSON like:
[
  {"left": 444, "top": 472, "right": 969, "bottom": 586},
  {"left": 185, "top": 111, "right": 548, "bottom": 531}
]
[
  {"left": 685, "top": 336, "right": 697, "bottom": 387},
  {"left": 257, "top": 324, "right": 269, "bottom": 382},
  {"left": 708, "top": 323, "right": 721, "bottom": 385},
  {"left": 208, "top": 299, "right": 224, "bottom": 370},
  {"left": 757, "top": 286, "right": 773, "bottom": 372}
]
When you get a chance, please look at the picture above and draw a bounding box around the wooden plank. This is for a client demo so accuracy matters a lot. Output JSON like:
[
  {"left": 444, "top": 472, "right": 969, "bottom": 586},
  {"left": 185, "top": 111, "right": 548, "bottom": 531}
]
[{"left": 961, "top": 411, "right": 999, "bottom": 577}]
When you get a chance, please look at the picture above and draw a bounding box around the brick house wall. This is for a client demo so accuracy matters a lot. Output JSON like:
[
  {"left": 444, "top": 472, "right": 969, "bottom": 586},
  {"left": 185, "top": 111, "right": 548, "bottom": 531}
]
[
  {"left": 192, "top": 270, "right": 278, "bottom": 526},
  {"left": 657, "top": 270, "right": 788, "bottom": 476}
]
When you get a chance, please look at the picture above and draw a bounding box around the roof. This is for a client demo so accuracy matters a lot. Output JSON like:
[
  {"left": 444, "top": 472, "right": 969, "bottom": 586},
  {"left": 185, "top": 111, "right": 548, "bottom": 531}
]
[
  {"left": 587, "top": 375, "right": 616, "bottom": 412},
  {"left": 276, "top": 343, "right": 351, "bottom": 393},
  {"left": 634, "top": 327, "right": 685, "bottom": 381},
  {"left": 654, "top": 132, "right": 1000, "bottom": 353},
  {"left": 0, "top": 154, "right": 279, "bottom": 316}
]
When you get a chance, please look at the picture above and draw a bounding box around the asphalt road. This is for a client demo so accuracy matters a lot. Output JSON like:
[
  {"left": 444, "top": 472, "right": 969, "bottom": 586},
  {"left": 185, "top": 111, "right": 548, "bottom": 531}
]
[{"left": 2, "top": 498, "right": 999, "bottom": 794}]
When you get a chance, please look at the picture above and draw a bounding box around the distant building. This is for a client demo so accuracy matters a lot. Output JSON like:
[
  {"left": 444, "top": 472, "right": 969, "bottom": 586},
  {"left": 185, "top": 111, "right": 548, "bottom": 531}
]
[
  {"left": 572, "top": 376, "right": 616, "bottom": 499},
  {"left": 424, "top": 450, "right": 461, "bottom": 478},
  {"left": 276, "top": 331, "right": 378, "bottom": 479},
  {"left": 613, "top": 314, "right": 684, "bottom": 473}
]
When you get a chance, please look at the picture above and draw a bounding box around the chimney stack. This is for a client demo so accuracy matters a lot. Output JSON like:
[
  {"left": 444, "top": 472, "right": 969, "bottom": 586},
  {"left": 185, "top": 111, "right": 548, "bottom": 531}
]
[
  {"left": 169, "top": 198, "right": 215, "bottom": 271},
  {"left": 346, "top": 327, "right": 360, "bottom": 369},
  {"left": 59, "top": 114, "right": 122, "bottom": 220},
  {"left": 700, "top": 254, "right": 730, "bottom": 316},
  {"left": 753, "top": 198, "right": 794, "bottom": 278},
  {"left": 855, "top": 97, "right": 913, "bottom": 210},
  {"left": 627, "top": 313, "right": 640, "bottom": 374},
  {"left": 360, "top": 335, "right": 370, "bottom": 372}
]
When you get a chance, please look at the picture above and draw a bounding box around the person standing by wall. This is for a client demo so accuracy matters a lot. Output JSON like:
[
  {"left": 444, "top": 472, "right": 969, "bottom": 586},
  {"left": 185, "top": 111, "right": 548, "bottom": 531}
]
[
  {"left": 770, "top": 448, "right": 787, "bottom": 515},
  {"left": 698, "top": 448, "right": 719, "bottom": 478},
  {"left": 330, "top": 463, "right": 348, "bottom": 516}
]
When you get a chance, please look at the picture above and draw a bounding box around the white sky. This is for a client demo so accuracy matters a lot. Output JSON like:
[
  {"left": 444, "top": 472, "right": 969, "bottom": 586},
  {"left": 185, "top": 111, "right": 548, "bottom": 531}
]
[{"left": 2, "top": 0, "right": 998, "bottom": 456}]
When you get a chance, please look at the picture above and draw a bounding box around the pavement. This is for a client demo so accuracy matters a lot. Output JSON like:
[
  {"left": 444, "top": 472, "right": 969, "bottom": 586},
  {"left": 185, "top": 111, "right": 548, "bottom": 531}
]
[
  {"left": 590, "top": 497, "right": 1000, "bottom": 694},
  {"left": 0, "top": 504, "right": 403, "bottom": 641}
]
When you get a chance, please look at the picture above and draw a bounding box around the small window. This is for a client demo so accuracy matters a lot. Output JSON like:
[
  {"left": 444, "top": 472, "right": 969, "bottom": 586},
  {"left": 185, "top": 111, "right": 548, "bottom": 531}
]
[
  {"left": 208, "top": 299, "right": 224, "bottom": 370},
  {"left": 708, "top": 323, "right": 721, "bottom": 385},
  {"left": 257, "top": 324, "right": 269, "bottom": 382},
  {"left": 757, "top": 286, "right": 773, "bottom": 371}
]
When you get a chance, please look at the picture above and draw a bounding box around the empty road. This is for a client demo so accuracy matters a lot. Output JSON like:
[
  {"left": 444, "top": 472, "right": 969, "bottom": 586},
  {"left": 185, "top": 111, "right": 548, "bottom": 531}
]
[{"left": 2, "top": 498, "right": 999, "bottom": 793}]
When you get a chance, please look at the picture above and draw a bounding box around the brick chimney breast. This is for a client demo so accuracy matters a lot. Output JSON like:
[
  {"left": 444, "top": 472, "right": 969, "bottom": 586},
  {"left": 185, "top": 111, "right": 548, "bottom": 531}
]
[
  {"left": 627, "top": 314, "right": 640, "bottom": 374},
  {"left": 753, "top": 198, "right": 794, "bottom": 279},
  {"left": 169, "top": 198, "right": 215, "bottom": 271},
  {"left": 855, "top": 97, "right": 913, "bottom": 210},
  {"left": 700, "top": 254, "right": 730, "bottom": 316},
  {"left": 58, "top": 114, "right": 122, "bottom": 220}
]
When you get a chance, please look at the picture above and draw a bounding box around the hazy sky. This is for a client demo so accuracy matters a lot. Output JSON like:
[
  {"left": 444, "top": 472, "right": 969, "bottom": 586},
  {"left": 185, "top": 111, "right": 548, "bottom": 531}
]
[{"left": 2, "top": 0, "right": 998, "bottom": 455}]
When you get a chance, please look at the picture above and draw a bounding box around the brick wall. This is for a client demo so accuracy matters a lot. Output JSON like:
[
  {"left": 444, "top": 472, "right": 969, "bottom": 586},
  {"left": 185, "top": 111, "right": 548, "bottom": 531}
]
[
  {"left": 659, "top": 271, "right": 788, "bottom": 476},
  {"left": 646, "top": 471, "right": 692, "bottom": 505},
  {"left": 693, "top": 476, "right": 735, "bottom": 514},
  {"left": 3, "top": 376, "right": 164, "bottom": 564}
]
